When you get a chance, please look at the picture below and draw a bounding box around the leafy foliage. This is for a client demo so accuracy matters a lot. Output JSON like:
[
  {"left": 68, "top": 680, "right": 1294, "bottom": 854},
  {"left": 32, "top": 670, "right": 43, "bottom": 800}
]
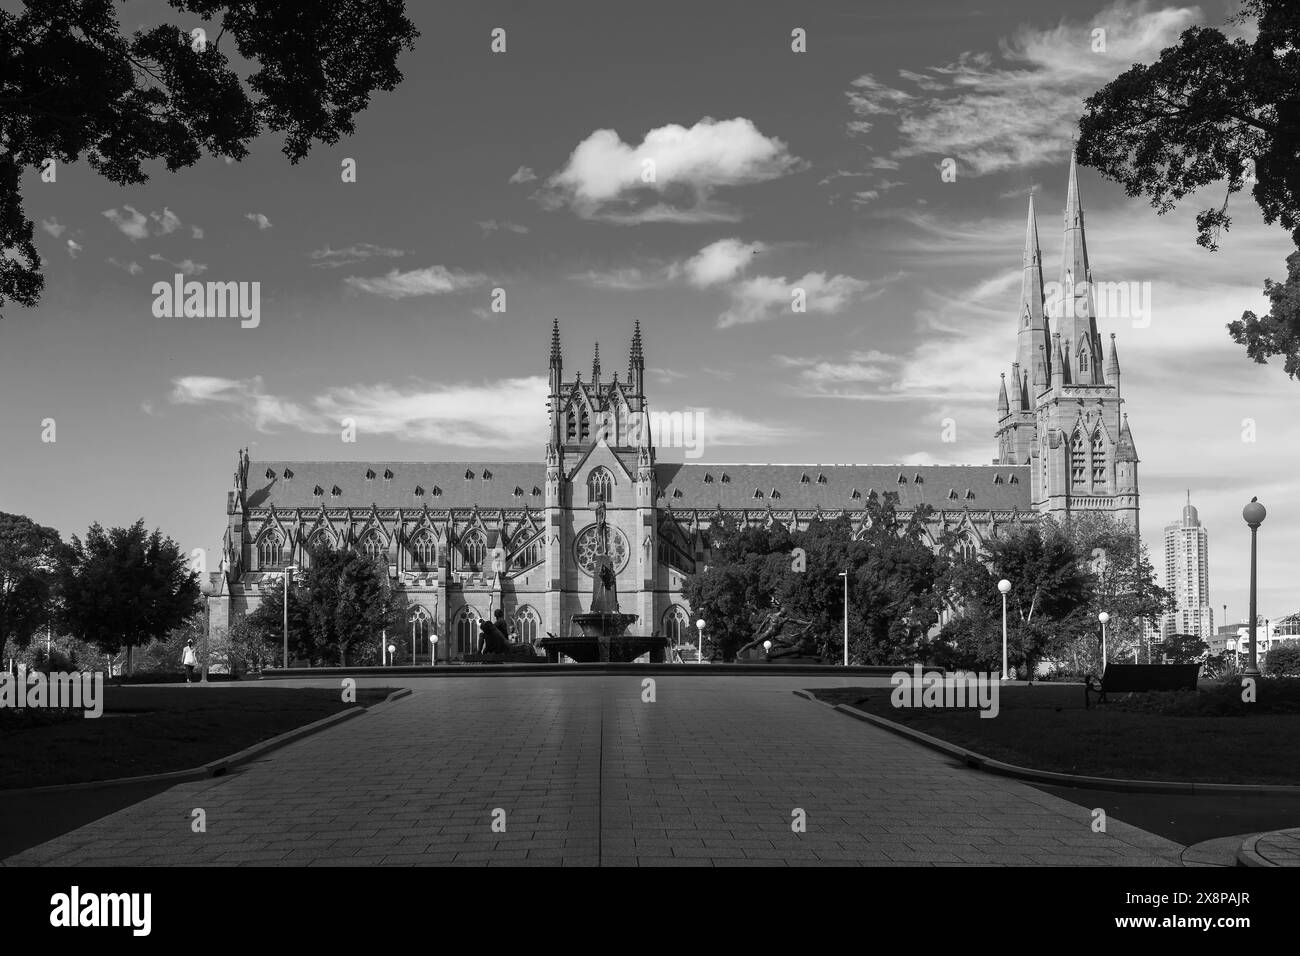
[
  {"left": 1160, "top": 633, "right": 1210, "bottom": 665},
  {"left": 245, "top": 542, "right": 406, "bottom": 666},
  {"left": 56, "top": 520, "right": 199, "bottom": 672},
  {"left": 1077, "top": 0, "right": 1300, "bottom": 377},
  {"left": 0, "top": 511, "right": 61, "bottom": 648},
  {"left": 0, "top": 0, "right": 419, "bottom": 315},
  {"left": 1265, "top": 640, "right": 1300, "bottom": 676}
]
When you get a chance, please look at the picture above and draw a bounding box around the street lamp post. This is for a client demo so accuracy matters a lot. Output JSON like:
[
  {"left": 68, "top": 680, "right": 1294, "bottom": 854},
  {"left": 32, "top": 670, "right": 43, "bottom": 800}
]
[
  {"left": 695, "top": 619, "right": 705, "bottom": 664},
  {"left": 843, "top": 569, "right": 850, "bottom": 667},
  {"left": 200, "top": 574, "right": 221, "bottom": 684},
  {"left": 430, "top": 634, "right": 438, "bottom": 666},
  {"left": 763, "top": 639, "right": 772, "bottom": 661},
  {"left": 282, "top": 565, "right": 298, "bottom": 670},
  {"left": 1243, "top": 499, "right": 1267, "bottom": 679},
  {"left": 997, "top": 579, "right": 1011, "bottom": 681},
  {"left": 1098, "top": 611, "right": 1110, "bottom": 672},
  {"left": 387, "top": 643, "right": 396, "bottom": 667}
]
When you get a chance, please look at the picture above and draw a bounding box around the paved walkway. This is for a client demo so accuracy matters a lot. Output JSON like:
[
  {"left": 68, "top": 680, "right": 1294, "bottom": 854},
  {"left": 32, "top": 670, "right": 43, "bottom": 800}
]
[{"left": 2, "top": 675, "right": 1183, "bottom": 866}]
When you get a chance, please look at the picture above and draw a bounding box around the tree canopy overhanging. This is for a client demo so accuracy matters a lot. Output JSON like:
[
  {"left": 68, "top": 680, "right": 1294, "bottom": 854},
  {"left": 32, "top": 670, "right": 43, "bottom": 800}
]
[
  {"left": 1077, "top": 0, "right": 1300, "bottom": 379},
  {"left": 0, "top": 0, "right": 419, "bottom": 317}
]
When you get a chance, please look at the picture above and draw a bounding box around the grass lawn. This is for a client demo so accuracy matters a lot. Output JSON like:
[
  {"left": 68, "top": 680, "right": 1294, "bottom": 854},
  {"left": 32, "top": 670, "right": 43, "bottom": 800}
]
[
  {"left": 0, "top": 685, "right": 395, "bottom": 789},
  {"left": 808, "top": 683, "right": 1300, "bottom": 785}
]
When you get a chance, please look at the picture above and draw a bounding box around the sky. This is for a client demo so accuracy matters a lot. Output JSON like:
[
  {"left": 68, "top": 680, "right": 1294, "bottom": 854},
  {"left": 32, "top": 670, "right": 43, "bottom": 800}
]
[{"left": 1, "top": 0, "right": 1295, "bottom": 624}]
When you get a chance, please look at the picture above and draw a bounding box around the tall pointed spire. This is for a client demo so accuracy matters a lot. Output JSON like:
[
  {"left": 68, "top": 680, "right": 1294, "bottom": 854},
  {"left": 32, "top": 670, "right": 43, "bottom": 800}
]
[
  {"left": 997, "top": 373, "right": 1009, "bottom": 418},
  {"left": 1059, "top": 148, "right": 1101, "bottom": 384},
  {"left": 1106, "top": 331, "right": 1120, "bottom": 387},
  {"left": 549, "top": 318, "right": 561, "bottom": 367},
  {"left": 1117, "top": 413, "right": 1138, "bottom": 461},
  {"left": 592, "top": 341, "right": 601, "bottom": 384},
  {"left": 1016, "top": 194, "right": 1050, "bottom": 373},
  {"left": 628, "top": 319, "right": 645, "bottom": 399}
]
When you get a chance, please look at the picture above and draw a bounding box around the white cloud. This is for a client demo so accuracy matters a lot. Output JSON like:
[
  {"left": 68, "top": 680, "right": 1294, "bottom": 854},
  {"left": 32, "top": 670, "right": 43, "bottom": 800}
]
[
  {"left": 191, "top": 225, "right": 205, "bottom": 240},
  {"left": 148, "top": 254, "right": 207, "bottom": 276},
  {"left": 41, "top": 217, "right": 65, "bottom": 238},
  {"left": 106, "top": 258, "right": 143, "bottom": 275},
  {"left": 66, "top": 239, "right": 82, "bottom": 258},
  {"left": 680, "top": 238, "right": 766, "bottom": 287},
  {"left": 508, "top": 165, "right": 537, "bottom": 184},
  {"left": 718, "top": 271, "right": 878, "bottom": 328},
  {"left": 150, "top": 207, "right": 181, "bottom": 235},
  {"left": 343, "top": 264, "right": 487, "bottom": 299},
  {"left": 245, "top": 212, "right": 272, "bottom": 230},
  {"left": 844, "top": 2, "right": 1200, "bottom": 176},
  {"left": 309, "top": 244, "right": 407, "bottom": 268},
  {"left": 567, "top": 267, "right": 664, "bottom": 291},
  {"left": 544, "top": 117, "right": 803, "bottom": 223},
  {"left": 476, "top": 219, "right": 529, "bottom": 236},
  {"left": 102, "top": 206, "right": 149, "bottom": 240}
]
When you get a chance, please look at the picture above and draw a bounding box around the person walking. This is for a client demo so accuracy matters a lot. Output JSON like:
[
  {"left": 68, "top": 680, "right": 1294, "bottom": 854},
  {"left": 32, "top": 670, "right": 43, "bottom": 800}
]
[{"left": 182, "top": 639, "right": 198, "bottom": 684}]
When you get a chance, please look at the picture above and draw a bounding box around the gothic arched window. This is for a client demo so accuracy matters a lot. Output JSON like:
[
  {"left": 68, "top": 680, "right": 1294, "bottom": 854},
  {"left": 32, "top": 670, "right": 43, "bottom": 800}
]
[
  {"left": 579, "top": 410, "right": 590, "bottom": 441},
  {"left": 957, "top": 533, "right": 978, "bottom": 562},
  {"left": 409, "top": 606, "right": 433, "bottom": 658},
  {"left": 361, "top": 531, "right": 386, "bottom": 564},
  {"left": 566, "top": 409, "right": 577, "bottom": 441},
  {"left": 587, "top": 467, "right": 613, "bottom": 504},
  {"left": 411, "top": 530, "right": 437, "bottom": 571},
  {"left": 1071, "top": 430, "right": 1087, "bottom": 488},
  {"left": 663, "top": 605, "right": 691, "bottom": 648},
  {"left": 454, "top": 607, "right": 479, "bottom": 656},
  {"left": 257, "top": 530, "right": 285, "bottom": 569},
  {"left": 514, "top": 605, "right": 540, "bottom": 644},
  {"left": 512, "top": 537, "right": 543, "bottom": 570},
  {"left": 461, "top": 530, "right": 486, "bottom": 571},
  {"left": 1091, "top": 430, "right": 1107, "bottom": 486},
  {"left": 302, "top": 530, "right": 333, "bottom": 568}
]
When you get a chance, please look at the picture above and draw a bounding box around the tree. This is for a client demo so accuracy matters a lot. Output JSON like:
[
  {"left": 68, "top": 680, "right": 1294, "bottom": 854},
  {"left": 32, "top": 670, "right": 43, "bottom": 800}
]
[
  {"left": 682, "top": 517, "right": 794, "bottom": 662},
  {"left": 246, "top": 543, "right": 405, "bottom": 666},
  {"left": 56, "top": 520, "right": 199, "bottom": 674},
  {"left": 0, "top": 511, "right": 61, "bottom": 649},
  {"left": 0, "top": 0, "right": 419, "bottom": 316},
  {"left": 1161, "top": 633, "right": 1209, "bottom": 664},
  {"left": 1077, "top": 0, "right": 1300, "bottom": 377},
  {"left": 787, "top": 504, "right": 945, "bottom": 666}
]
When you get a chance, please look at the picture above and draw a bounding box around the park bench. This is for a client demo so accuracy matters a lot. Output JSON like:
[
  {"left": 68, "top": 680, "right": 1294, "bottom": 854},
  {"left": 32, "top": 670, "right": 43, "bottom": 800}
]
[{"left": 1085, "top": 663, "right": 1200, "bottom": 707}]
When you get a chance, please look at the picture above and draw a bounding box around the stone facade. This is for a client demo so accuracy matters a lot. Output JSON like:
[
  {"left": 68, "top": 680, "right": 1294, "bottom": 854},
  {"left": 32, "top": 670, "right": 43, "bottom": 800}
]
[{"left": 206, "top": 156, "right": 1139, "bottom": 660}]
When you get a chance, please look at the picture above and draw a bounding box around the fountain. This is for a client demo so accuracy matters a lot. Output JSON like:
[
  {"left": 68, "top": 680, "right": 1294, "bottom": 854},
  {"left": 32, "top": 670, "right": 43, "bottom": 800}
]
[{"left": 540, "top": 501, "right": 668, "bottom": 663}]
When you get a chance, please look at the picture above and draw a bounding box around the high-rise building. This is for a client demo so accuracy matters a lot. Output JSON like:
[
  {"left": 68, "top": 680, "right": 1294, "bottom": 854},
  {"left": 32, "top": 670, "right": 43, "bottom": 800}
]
[{"left": 1161, "top": 492, "right": 1212, "bottom": 640}]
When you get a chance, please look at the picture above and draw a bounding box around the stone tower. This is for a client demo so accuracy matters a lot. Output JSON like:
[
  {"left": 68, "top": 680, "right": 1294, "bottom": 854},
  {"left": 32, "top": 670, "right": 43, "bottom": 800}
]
[{"left": 995, "top": 153, "right": 1139, "bottom": 532}]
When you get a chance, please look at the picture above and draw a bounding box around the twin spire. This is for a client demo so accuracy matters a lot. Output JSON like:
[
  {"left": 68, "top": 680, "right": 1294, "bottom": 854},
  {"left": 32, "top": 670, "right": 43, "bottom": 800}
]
[{"left": 548, "top": 319, "right": 646, "bottom": 394}]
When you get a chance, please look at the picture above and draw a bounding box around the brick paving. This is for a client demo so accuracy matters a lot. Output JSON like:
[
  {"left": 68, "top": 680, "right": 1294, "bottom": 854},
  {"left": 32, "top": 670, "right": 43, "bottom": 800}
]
[{"left": 1, "top": 674, "right": 1184, "bottom": 866}]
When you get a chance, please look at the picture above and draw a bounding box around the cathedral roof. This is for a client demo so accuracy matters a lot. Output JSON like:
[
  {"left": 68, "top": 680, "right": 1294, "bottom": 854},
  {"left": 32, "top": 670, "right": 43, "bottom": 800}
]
[
  {"left": 655, "top": 464, "right": 1032, "bottom": 511},
  {"left": 242, "top": 460, "right": 1033, "bottom": 512},
  {"left": 245, "top": 461, "right": 546, "bottom": 509}
]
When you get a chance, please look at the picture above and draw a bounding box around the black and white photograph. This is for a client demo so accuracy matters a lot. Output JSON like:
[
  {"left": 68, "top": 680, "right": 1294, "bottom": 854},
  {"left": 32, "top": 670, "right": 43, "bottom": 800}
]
[{"left": 1, "top": 0, "right": 1297, "bottom": 931}]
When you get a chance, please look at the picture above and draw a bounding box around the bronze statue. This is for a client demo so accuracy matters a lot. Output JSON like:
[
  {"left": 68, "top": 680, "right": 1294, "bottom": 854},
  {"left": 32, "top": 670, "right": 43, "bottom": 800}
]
[{"left": 735, "top": 607, "right": 823, "bottom": 661}]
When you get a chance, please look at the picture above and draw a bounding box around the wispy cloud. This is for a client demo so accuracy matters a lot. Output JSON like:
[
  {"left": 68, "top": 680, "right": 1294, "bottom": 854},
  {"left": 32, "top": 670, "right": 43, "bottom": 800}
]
[
  {"left": 102, "top": 206, "right": 150, "bottom": 240},
  {"left": 148, "top": 254, "right": 207, "bottom": 276},
  {"left": 718, "top": 272, "right": 881, "bottom": 328},
  {"left": 508, "top": 165, "right": 537, "bottom": 184},
  {"left": 308, "top": 243, "right": 407, "bottom": 269},
  {"left": 343, "top": 264, "right": 488, "bottom": 299},
  {"left": 245, "top": 212, "right": 272, "bottom": 230},
  {"left": 476, "top": 219, "right": 529, "bottom": 236},
  {"left": 106, "top": 257, "right": 143, "bottom": 275},
  {"left": 843, "top": 1, "right": 1200, "bottom": 177},
  {"left": 40, "top": 217, "right": 65, "bottom": 238}
]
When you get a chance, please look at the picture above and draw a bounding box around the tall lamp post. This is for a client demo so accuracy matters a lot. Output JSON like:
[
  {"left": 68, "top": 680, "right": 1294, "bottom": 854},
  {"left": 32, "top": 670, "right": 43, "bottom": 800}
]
[
  {"left": 838, "top": 570, "right": 849, "bottom": 667},
  {"left": 997, "top": 579, "right": 1011, "bottom": 681},
  {"left": 199, "top": 574, "right": 221, "bottom": 684},
  {"left": 695, "top": 619, "right": 705, "bottom": 664},
  {"left": 430, "top": 633, "right": 438, "bottom": 667},
  {"left": 1243, "top": 498, "right": 1267, "bottom": 679},
  {"left": 281, "top": 565, "right": 298, "bottom": 669},
  {"left": 1098, "top": 611, "right": 1110, "bottom": 672}
]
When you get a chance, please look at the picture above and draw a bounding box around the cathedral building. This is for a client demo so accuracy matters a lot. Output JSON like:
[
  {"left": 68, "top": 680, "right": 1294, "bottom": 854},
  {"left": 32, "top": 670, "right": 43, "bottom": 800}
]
[{"left": 205, "top": 155, "right": 1139, "bottom": 661}]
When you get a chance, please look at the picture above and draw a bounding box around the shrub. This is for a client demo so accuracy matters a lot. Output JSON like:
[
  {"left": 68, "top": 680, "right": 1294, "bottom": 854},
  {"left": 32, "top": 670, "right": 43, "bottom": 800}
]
[{"left": 1265, "top": 641, "right": 1300, "bottom": 677}]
